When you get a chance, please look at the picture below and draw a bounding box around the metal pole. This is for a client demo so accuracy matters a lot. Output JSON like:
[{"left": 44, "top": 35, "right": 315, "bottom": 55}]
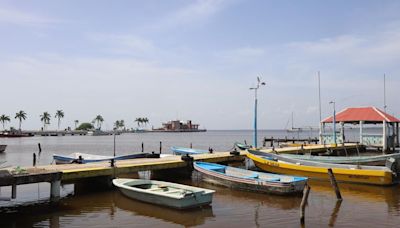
[
  {"left": 330, "top": 101, "right": 337, "bottom": 145},
  {"left": 318, "top": 71, "right": 322, "bottom": 124},
  {"left": 113, "top": 131, "right": 116, "bottom": 157},
  {"left": 254, "top": 89, "right": 258, "bottom": 148},
  {"left": 384, "top": 74, "right": 387, "bottom": 112}
]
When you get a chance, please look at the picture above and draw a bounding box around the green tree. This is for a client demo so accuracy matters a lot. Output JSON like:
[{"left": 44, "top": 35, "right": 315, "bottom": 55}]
[
  {"left": 76, "top": 122, "right": 94, "bottom": 130},
  {"left": 114, "top": 120, "right": 120, "bottom": 130},
  {"left": 40, "top": 112, "right": 51, "bottom": 130},
  {"left": 135, "top": 117, "right": 143, "bottom": 127},
  {"left": 74, "top": 120, "right": 79, "bottom": 129},
  {"left": 0, "top": 114, "right": 11, "bottom": 130},
  {"left": 55, "top": 110, "right": 64, "bottom": 131},
  {"left": 94, "top": 115, "right": 104, "bottom": 130},
  {"left": 15, "top": 110, "right": 27, "bottom": 131}
]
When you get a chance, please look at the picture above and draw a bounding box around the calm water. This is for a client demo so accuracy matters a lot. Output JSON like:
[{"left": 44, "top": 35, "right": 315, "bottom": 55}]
[{"left": 1, "top": 130, "right": 400, "bottom": 227}]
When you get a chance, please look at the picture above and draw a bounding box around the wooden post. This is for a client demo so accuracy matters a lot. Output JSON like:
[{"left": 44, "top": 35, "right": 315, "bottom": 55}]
[
  {"left": 50, "top": 180, "right": 61, "bottom": 202},
  {"left": 33, "top": 153, "right": 36, "bottom": 166},
  {"left": 190, "top": 143, "right": 192, "bottom": 148},
  {"left": 359, "top": 121, "right": 363, "bottom": 145},
  {"left": 38, "top": 143, "right": 42, "bottom": 154},
  {"left": 270, "top": 137, "right": 273, "bottom": 147},
  {"left": 160, "top": 141, "right": 162, "bottom": 153},
  {"left": 141, "top": 142, "right": 144, "bottom": 152},
  {"left": 11, "top": 184, "right": 17, "bottom": 199},
  {"left": 300, "top": 185, "right": 311, "bottom": 225},
  {"left": 383, "top": 120, "right": 387, "bottom": 153},
  {"left": 327, "top": 168, "right": 342, "bottom": 201}
]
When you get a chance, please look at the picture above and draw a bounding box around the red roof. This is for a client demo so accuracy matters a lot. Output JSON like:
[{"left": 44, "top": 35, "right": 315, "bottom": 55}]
[{"left": 322, "top": 107, "right": 400, "bottom": 123}]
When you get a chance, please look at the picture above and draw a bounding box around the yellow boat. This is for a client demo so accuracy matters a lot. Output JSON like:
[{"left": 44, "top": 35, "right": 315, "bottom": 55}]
[{"left": 247, "top": 150, "right": 397, "bottom": 186}]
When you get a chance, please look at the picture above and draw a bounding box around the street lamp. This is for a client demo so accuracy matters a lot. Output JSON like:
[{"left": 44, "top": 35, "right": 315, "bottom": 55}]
[
  {"left": 250, "top": 76, "right": 266, "bottom": 148},
  {"left": 329, "top": 101, "right": 336, "bottom": 145}
]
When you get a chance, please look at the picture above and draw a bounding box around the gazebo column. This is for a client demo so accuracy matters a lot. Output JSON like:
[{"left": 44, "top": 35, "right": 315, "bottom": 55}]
[
  {"left": 383, "top": 120, "right": 387, "bottom": 152},
  {"left": 319, "top": 122, "right": 324, "bottom": 145},
  {"left": 396, "top": 122, "right": 399, "bottom": 147},
  {"left": 340, "top": 122, "right": 345, "bottom": 144},
  {"left": 359, "top": 121, "right": 363, "bottom": 145}
]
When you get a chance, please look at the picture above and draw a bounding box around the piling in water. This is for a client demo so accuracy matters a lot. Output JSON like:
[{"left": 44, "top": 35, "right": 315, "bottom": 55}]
[
  {"left": 327, "top": 168, "right": 342, "bottom": 201},
  {"left": 300, "top": 185, "right": 311, "bottom": 224}
]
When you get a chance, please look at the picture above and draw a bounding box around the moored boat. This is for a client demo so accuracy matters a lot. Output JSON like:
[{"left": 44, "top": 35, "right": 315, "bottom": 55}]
[
  {"left": 112, "top": 178, "right": 215, "bottom": 209},
  {"left": 247, "top": 149, "right": 397, "bottom": 185},
  {"left": 194, "top": 162, "right": 307, "bottom": 195},
  {"left": 171, "top": 146, "right": 209, "bottom": 155},
  {"left": 53, "top": 152, "right": 159, "bottom": 164},
  {"left": 235, "top": 142, "right": 250, "bottom": 150},
  {"left": 0, "top": 145, "right": 6, "bottom": 153},
  {"left": 279, "top": 153, "right": 400, "bottom": 165}
]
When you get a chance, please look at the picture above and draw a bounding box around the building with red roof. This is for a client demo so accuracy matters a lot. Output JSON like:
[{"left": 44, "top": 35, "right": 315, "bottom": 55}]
[{"left": 320, "top": 106, "right": 399, "bottom": 151}]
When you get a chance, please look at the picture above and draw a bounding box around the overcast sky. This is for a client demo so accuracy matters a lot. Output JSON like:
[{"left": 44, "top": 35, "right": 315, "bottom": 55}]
[{"left": 1, "top": 0, "right": 399, "bottom": 130}]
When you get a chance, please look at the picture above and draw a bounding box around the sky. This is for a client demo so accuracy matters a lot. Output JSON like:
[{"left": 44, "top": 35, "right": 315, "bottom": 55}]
[{"left": 1, "top": 0, "right": 400, "bottom": 130}]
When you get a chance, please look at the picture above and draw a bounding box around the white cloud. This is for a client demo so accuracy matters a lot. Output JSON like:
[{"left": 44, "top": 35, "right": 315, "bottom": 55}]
[{"left": 0, "top": 7, "right": 57, "bottom": 26}]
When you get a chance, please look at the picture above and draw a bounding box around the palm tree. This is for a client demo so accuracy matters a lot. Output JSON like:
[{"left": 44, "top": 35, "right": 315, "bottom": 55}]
[
  {"left": 143, "top": 117, "right": 149, "bottom": 126},
  {"left": 40, "top": 112, "right": 51, "bottom": 130},
  {"left": 114, "top": 120, "right": 120, "bottom": 130},
  {"left": 55, "top": 110, "right": 64, "bottom": 131},
  {"left": 94, "top": 115, "right": 104, "bottom": 130},
  {"left": 135, "top": 118, "right": 143, "bottom": 127},
  {"left": 15, "top": 110, "right": 27, "bottom": 131},
  {"left": 0, "top": 114, "right": 11, "bottom": 130},
  {"left": 74, "top": 120, "right": 79, "bottom": 129},
  {"left": 119, "top": 120, "right": 125, "bottom": 130}
]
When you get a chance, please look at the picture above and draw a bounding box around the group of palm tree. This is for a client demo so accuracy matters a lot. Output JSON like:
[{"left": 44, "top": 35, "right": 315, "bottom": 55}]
[
  {"left": 135, "top": 117, "right": 149, "bottom": 128},
  {"left": 0, "top": 111, "right": 149, "bottom": 132}
]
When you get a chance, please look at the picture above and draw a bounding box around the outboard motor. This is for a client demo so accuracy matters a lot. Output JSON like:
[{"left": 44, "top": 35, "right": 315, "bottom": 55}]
[{"left": 385, "top": 157, "right": 400, "bottom": 174}]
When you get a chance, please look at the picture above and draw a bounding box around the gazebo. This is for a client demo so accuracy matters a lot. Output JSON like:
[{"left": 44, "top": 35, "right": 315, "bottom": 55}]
[{"left": 319, "top": 106, "right": 400, "bottom": 151}]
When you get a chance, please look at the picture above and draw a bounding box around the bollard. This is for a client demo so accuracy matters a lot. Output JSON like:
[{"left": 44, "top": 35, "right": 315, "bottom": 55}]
[
  {"left": 160, "top": 141, "right": 162, "bottom": 153},
  {"left": 141, "top": 142, "right": 144, "bottom": 152},
  {"left": 300, "top": 185, "right": 311, "bottom": 225},
  {"left": 33, "top": 153, "right": 37, "bottom": 166},
  {"left": 11, "top": 184, "right": 17, "bottom": 199},
  {"left": 38, "top": 143, "right": 42, "bottom": 154},
  {"left": 327, "top": 168, "right": 342, "bottom": 200}
]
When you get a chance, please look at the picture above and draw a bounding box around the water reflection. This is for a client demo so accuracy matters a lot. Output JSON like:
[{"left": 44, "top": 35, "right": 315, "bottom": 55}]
[{"left": 113, "top": 191, "right": 214, "bottom": 227}]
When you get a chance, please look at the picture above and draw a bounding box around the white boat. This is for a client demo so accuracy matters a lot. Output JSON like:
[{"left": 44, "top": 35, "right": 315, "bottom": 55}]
[
  {"left": 112, "top": 178, "right": 215, "bottom": 209},
  {"left": 171, "top": 146, "right": 209, "bottom": 155},
  {"left": 53, "top": 152, "right": 159, "bottom": 164}
]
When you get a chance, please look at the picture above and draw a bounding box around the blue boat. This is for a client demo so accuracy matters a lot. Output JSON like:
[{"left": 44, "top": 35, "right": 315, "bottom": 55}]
[
  {"left": 235, "top": 142, "right": 250, "bottom": 150},
  {"left": 53, "top": 152, "right": 159, "bottom": 164},
  {"left": 170, "top": 146, "right": 209, "bottom": 155},
  {"left": 194, "top": 162, "right": 308, "bottom": 195}
]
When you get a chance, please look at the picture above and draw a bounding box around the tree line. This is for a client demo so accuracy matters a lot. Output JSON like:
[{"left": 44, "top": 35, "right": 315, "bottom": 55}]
[{"left": 0, "top": 111, "right": 150, "bottom": 131}]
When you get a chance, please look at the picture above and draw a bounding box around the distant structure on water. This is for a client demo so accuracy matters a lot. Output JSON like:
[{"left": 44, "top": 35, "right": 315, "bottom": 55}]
[{"left": 153, "top": 120, "right": 206, "bottom": 132}]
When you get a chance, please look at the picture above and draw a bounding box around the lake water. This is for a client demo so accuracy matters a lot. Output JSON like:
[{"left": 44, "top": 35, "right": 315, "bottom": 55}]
[{"left": 1, "top": 130, "right": 399, "bottom": 227}]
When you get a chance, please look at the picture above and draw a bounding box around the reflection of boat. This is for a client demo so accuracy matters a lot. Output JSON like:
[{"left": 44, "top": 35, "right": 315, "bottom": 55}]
[
  {"left": 247, "top": 149, "right": 396, "bottom": 185},
  {"left": 279, "top": 153, "right": 400, "bottom": 165},
  {"left": 113, "top": 178, "right": 215, "bottom": 209},
  {"left": 0, "top": 145, "right": 6, "bottom": 153},
  {"left": 235, "top": 142, "right": 250, "bottom": 150},
  {"left": 53, "top": 152, "right": 159, "bottom": 164},
  {"left": 113, "top": 190, "right": 214, "bottom": 226},
  {"left": 194, "top": 162, "right": 307, "bottom": 195},
  {"left": 171, "top": 146, "right": 208, "bottom": 155}
]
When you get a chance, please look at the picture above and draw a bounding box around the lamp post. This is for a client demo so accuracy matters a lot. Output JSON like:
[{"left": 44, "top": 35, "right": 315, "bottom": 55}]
[
  {"left": 250, "top": 77, "right": 266, "bottom": 148},
  {"left": 329, "top": 101, "right": 336, "bottom": 145}
]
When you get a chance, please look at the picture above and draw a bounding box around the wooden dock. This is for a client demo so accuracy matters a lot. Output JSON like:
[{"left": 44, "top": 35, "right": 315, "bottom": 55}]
[{"left": 0, "top": 152, "right": 246, "bottom": 201}]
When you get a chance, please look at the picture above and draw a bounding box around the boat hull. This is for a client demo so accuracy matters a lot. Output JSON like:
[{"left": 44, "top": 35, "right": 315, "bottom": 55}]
[
  {"left": 53, "top": 153, "right": 157, "bottom": 164},
  {"left": 247, "top": 152, "right": 394, "bottom": 186},
  {"left": 0, "top": 145, "right": 6, "bottom": 153},
  {"left": 113, "top": 179, "right": 214, "bottom": 209},
  {"left": 171, "top": 147, "right": 208, "bottom": 155},
  {"left": 194, "top": 162, "right": 307, "bottom": 195}
]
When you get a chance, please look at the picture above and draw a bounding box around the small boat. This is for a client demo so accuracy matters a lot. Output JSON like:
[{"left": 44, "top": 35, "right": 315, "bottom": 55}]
[
  {"left": 0, "top": 145, "right": 6, "bottom": 153},
  {"left": 171, "top": 146, "right": 209, "bottom": 155},
  {"left": 112, "top": 178, "right": 215, "bottom": 209},
  {"left": 247, "top": 149, "right": 397, "bottom": 185},
  {"left": 53, "top": 152, "right": 159, "bottom": 164},
  {"left": 235, "top": 142, "right": 250, "bottom": 150},
  {"left": 194, "top": 162, "right": 307, "bottom": 195},
  {"left": 279, "top": 153, "right": 400, "bottom": 165}
]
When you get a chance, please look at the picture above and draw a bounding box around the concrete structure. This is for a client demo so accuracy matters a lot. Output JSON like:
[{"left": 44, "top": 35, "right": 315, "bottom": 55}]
[{"left": 320, "top": 106, "right": 400, "bottom": 152}]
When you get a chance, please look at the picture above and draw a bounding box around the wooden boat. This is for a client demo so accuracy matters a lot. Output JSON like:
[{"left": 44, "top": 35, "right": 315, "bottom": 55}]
[
  {"left": 171, "top": 146, "right": 209, "bottom": 155},
  {"left": 279, "top": 153, "right": 400, "bottom": 165},
  {"left": 53, "top": 152, "right": 159, "bottom": 164},
  {"left": 247, "top": 149, "right": 397, "bottom": 185},
  {"left": 194, "top": 162, "right": 307, "bottom": 195},
  {"left": 0, "top": 145, "right": 6, "bottom": 153},
  {"left": 112, "top": 178, "right": 215, "bottom": 209},
  {"left": 235, "top": 142, "right": 250, "bottom": 150}
]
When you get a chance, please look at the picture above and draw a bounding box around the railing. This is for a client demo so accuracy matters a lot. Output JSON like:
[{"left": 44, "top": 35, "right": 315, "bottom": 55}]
[
  {"left": 361, "top": 134, "right": 383, "bottom": 146},
  {"left": 320, "top": 133, "right": 343, "bottom": 145}
]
